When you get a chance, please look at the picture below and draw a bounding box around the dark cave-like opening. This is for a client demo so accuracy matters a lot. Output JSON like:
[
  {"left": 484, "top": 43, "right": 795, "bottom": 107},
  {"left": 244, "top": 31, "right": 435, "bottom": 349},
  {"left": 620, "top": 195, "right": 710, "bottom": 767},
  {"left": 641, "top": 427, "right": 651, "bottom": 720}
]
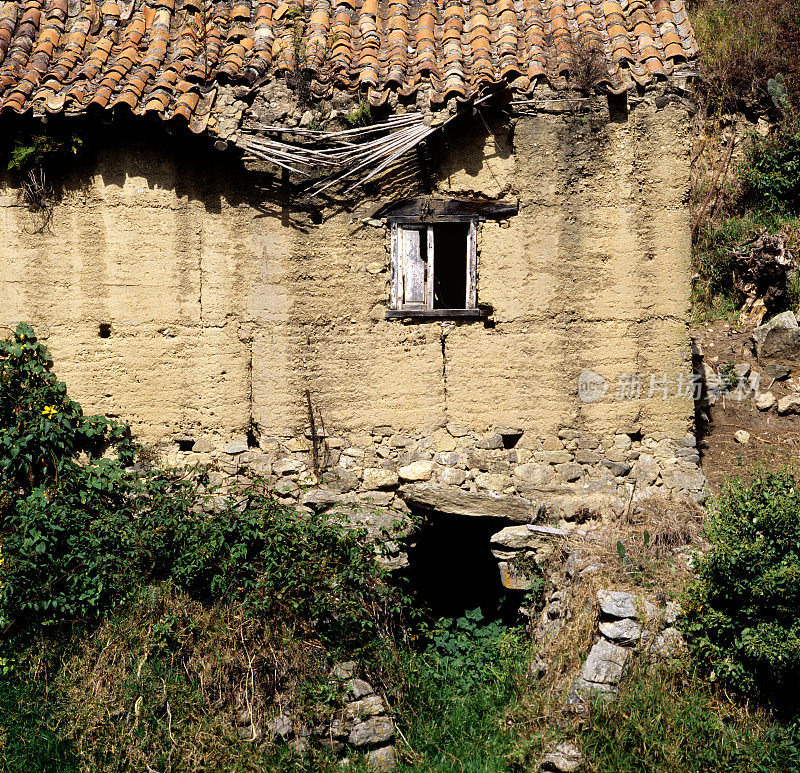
[{"left": 402, "top": 512, "right": 523, "bottom": 624}]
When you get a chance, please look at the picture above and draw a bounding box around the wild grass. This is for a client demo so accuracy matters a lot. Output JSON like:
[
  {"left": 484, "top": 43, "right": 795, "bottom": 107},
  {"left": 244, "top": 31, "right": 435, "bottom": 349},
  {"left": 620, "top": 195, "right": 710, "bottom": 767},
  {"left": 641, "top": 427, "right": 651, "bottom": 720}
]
[
  {"left": 689, "top": 0, "right": 800, "bottom": 114},
  {"left": 582, "top": 659, "right": 800, "bottom": 772},
  {"left": 0, "top": 594, "right": 535, "bottom": 772}
]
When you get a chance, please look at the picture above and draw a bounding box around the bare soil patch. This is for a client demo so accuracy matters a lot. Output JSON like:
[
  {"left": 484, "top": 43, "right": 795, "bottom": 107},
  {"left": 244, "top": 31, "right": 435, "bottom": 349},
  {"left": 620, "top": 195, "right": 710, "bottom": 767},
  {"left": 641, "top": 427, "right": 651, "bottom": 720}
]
[{"left": 692, "top": 319, "right": 800, "bottom": 491}]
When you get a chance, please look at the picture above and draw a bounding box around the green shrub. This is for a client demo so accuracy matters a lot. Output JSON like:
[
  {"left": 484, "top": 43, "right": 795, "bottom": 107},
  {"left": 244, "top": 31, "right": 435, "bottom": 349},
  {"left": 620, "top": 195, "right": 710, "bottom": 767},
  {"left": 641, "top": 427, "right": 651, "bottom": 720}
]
[
  {"left": 425, "top": 606, "right": 527, "bottom": 694},
  {"left": 0, "top": 322, "right": 134, "bottom": 494},
  {"left": 0, "top": 324, "right": 406, "bottom": 650},
  {"left": 682, "top": 470, "right": 800, "bottom": 711},
  {"left": 741, "top": 116, "right": 800, "bottom": 212},
  {"left": 1, "top": 469, "right": 405, "bottom": 648},
  {"left": 387, "top": 615, "right": 531, "bottom": 772}
]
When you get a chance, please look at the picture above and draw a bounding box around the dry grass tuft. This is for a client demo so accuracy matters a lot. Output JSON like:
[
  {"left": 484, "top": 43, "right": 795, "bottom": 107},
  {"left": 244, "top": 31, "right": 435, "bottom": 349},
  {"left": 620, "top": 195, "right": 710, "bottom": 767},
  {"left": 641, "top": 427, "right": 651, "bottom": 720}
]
[
  {"left": 523, "top": 496, "right": 708, "bottom": 714},
  {"left": 690, "top": 0, "right": 800, "bottom": 113}
]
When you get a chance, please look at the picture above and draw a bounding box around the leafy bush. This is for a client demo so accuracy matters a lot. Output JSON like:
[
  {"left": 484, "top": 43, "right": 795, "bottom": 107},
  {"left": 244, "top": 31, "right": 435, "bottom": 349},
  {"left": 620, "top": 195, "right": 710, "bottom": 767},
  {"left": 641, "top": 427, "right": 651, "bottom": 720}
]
[
  {"left": 0, "top": 324, "right": 406, "bottom": 650},
  {"left": 2, "top": 469, "right": 405, "bottom": 648},
  {"left": 741, "top": 116, "right": 800, "bottom": 212},
  {"left": 682, "top": 470, "right": 800, "bottom": 711},
  {"left": 426, "top": 607, "right": 526, "bottom": 693},
  {"left": 385, "top": 613, "right": 530, "bottom": 772},
  {"left": 0, "top": 322, "right": 134, "bottom": 494}
]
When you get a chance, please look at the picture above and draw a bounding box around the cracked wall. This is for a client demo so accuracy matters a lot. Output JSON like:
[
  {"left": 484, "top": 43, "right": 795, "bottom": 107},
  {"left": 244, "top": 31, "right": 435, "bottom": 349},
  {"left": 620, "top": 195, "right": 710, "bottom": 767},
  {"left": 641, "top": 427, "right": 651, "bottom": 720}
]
[{"left": 0, "top": 101, "right": 694, "bottom": 451}]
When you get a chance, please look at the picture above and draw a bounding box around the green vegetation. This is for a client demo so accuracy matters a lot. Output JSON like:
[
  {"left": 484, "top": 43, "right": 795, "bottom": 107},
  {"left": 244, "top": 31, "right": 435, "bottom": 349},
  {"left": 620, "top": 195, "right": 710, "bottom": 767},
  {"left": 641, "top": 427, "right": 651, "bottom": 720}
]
[
  {"left": 688, "top": 0, "right": 800, "bottom": 320},
  {"left": 0, "top": 324, "right": 533, "bottom": 771},
  {"left": 5, "top": 131, "right": 82, "bottom": 179},
  {"left": 390, "top": 619, "right": 531, "bottom": 773},
  {"left": 0, "top": 323, "right": 401, "bottom": 646},
  {"left": 343, "top": 99, "right": 373, "bottom": 128},
  {"left": 683, "top": 470, "right": 800, "bottom": 711},
  {"left": 690, "top": 113, "right": 800, "bottom": 319},
  {"left": 582, "top": 661, "right": 800, "bottom": 772},
  {"left": 741, "top": 113, "right": 800, "bottom": 212}
]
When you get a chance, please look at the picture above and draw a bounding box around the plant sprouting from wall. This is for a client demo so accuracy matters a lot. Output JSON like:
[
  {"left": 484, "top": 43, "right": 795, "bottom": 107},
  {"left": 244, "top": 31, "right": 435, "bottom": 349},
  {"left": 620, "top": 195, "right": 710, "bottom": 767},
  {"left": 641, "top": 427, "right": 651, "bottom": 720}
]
[
  {"left": 570, "top": 32, "right": 607, "bottom": 94},
  {"left": 284, "top": 5, "right": 312, "bottom": 106},
  {"left": 4, "top": 127, "right": 83, "bottom": 232},
  {"left": 343, "top": 99, "right": 372, "bottom": 128}
]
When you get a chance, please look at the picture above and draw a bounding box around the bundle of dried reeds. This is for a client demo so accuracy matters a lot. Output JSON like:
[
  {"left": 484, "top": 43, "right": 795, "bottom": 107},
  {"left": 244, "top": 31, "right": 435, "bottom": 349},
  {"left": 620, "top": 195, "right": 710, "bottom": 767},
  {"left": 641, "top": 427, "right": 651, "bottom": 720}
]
[
  {"left": 240, "top": 113, "right": 435, "bottom": 195},
  {"left": 239, "top": 93, "right": 497, "bottom": 196}
]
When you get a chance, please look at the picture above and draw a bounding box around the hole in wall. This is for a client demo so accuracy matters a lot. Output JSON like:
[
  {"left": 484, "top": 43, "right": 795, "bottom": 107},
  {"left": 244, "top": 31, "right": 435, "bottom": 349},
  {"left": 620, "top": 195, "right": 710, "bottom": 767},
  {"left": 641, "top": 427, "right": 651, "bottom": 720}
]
[
  {"left": 247, "top": 428, "right": 260, "bottom": 449},
  {"left": 402, "top": 513, "right": 523, "bottom": 623},
  {"left": 98, "top": 323, "right": 112, "bottom": 338},
  {"left": 175, "top": 438, "right": 195, "bottom": 452},
  {"left": 501, "top": 433, "right": 523, "bottom": 450}
]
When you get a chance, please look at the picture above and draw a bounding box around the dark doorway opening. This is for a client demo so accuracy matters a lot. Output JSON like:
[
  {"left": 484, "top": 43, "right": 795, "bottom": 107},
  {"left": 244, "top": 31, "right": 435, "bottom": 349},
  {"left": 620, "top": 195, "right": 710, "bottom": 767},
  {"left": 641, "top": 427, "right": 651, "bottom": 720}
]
[
  {"left": 403, "top": 513, "right": 520, "bottom": 623},
  {"left": 433, "top": 224, "right": 468, "bottom": 309}
]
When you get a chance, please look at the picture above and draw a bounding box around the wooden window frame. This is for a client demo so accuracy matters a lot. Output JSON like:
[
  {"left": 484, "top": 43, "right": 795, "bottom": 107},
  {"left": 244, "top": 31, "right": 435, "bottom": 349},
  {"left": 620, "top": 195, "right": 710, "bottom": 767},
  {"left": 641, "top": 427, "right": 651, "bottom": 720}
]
[{"left": 386, "top": 218, "right": 483, "bottom": 320}]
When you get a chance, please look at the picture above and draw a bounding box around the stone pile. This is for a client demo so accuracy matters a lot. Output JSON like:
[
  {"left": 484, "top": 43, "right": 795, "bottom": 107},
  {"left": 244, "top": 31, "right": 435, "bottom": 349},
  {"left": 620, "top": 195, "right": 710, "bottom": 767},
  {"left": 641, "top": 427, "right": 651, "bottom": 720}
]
[
  {"left": 163, "top": 423, "right": 706, "bottom": 512},
  {"left": 265, "top": 663, "right": 397, "bottom": 771},
  {"left": 568, "top": 589, "right": 685, "bottom": 708},
  {"left": 698, "top": 311, "right": 800, "bottom": 422}
]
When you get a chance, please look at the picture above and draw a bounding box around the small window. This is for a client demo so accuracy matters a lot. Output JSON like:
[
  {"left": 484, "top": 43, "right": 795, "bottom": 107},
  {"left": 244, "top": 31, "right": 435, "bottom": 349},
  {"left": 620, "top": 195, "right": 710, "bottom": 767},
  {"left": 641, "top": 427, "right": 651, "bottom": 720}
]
[{"left": 388, "top": 220, "right": 479, "bottom": 317}]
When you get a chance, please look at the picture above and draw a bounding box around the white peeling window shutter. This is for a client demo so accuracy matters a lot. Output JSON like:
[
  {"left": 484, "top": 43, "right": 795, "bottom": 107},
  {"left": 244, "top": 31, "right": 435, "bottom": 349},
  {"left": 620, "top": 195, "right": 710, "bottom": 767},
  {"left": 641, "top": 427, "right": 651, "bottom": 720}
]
[
  {"left": 466, "top": 219, "right": 477, "bottom": 309},
  {"left": 401, "top": 227, "right": 425, "bottom": 307}
]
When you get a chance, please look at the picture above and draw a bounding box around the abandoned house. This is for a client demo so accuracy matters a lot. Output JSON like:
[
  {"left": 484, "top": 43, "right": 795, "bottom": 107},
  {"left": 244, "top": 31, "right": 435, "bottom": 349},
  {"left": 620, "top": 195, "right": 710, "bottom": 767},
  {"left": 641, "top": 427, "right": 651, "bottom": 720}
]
[{"left": 0, "top": 0, "right": 704, "bottom": 577}]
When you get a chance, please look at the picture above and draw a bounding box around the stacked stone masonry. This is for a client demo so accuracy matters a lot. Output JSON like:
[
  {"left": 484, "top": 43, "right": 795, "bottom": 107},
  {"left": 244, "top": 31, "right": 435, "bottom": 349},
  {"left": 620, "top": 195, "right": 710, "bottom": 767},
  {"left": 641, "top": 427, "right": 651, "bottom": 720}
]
[{"left": 174, "top": 423, "right": 705, "bottom": 519}]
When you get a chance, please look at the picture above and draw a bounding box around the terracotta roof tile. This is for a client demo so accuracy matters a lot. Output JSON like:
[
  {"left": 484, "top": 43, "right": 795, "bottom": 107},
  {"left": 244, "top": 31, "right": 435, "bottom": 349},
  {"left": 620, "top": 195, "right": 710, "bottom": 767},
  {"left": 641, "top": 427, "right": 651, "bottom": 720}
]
[{"left": 0, "top": 0, "right": 697, "bottom": 128}]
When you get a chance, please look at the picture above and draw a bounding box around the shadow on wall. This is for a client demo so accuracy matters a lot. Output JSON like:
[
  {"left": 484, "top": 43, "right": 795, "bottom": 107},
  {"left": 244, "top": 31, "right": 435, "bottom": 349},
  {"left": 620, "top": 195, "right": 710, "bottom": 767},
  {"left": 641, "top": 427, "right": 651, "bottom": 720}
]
[
  {"left": 0, "top": 110, "right": 525, "bottom": 231},
  {"left": 0, "top": 115, "right": 316, "bottom": 231}
]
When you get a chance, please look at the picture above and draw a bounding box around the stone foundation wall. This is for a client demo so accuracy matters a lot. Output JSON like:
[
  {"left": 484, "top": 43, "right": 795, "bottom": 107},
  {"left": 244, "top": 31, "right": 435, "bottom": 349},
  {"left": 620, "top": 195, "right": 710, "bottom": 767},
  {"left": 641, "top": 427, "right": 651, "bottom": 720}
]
[{"left": 163, "top": 423, "right": 706, "bottom": 512}]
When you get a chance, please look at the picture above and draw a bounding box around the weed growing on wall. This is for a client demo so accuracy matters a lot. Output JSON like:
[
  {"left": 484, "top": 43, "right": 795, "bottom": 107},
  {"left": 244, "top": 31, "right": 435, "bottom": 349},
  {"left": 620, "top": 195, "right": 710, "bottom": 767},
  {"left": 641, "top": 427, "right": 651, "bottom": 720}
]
[{"left": 2, "top": 126, "right": 84, "bottom": 231}]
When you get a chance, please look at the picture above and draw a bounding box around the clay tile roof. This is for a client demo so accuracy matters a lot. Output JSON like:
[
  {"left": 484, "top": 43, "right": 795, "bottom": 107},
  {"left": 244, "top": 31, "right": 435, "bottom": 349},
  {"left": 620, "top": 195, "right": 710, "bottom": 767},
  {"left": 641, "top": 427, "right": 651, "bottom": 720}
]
[{"left": 0, "top": 0, "right": 697, "bottom": 132}]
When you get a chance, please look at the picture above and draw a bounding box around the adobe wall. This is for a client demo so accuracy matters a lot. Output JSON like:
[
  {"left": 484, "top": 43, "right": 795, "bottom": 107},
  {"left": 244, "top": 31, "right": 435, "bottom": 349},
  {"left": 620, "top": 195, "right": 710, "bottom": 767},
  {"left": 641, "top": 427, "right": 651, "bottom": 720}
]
[{"left": 0, "top": 98, "right": 703, "bottom": 513}]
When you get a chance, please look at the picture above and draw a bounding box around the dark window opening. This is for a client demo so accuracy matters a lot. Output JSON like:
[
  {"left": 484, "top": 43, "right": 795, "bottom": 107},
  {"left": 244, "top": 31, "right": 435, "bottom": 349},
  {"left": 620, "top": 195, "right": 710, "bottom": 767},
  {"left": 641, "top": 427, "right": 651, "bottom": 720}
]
[
  {"left": 175, "top": 438, "right": 195, "bottom": 452},
  {"left": 98, "top": 323, "right": 111, "bottom": 338},
  {"left": 433, "top": 224, "right": 468, "bottom": 309},
  {"left": 389, "top": 219, "right": 478, "bottom": 317}
]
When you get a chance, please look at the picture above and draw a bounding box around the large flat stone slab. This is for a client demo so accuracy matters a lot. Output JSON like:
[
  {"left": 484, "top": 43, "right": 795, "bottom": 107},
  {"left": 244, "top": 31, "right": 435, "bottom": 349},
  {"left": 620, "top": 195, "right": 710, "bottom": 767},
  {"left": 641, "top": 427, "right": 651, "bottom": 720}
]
[
  {"left": 399, "top": 484, "right": 539, "bottom": 522},
  {"left": 580, "top": 639, "right": 629, "bottom": 685},
  {"left": 597, "top": 590, "right": 638, "bottom": 619}
]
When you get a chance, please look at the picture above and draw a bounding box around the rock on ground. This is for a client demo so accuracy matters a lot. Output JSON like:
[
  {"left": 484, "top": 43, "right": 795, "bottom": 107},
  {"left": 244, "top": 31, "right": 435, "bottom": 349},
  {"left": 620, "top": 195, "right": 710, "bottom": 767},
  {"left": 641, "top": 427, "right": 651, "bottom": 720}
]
[
  {"left": 596, "top": 590, "right": 638, "bottom": 619},
  {"left": 541, "top": 741, "right": 583, "bottom": 772}
]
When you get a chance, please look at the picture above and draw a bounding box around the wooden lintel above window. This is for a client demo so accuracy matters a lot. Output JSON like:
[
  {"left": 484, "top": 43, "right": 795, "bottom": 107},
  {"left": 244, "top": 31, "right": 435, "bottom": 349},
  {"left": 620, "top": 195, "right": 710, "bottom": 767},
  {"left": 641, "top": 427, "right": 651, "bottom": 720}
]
[{"left": 375, "top": 196, "right": 519, "bottom": 223}]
